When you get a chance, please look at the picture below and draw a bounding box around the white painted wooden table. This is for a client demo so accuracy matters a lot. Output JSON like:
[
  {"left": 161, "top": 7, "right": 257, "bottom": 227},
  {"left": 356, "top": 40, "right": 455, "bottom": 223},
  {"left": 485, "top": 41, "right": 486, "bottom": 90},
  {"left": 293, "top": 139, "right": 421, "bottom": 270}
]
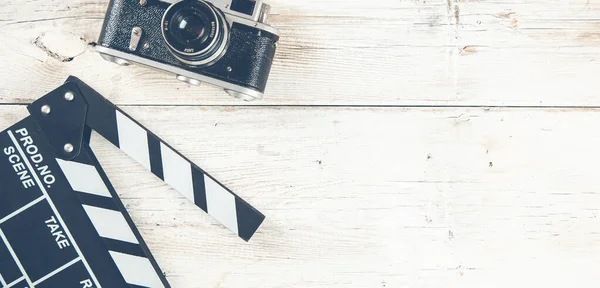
[{"left": 2, "top": 0, "right": 600, "bottom": 287}]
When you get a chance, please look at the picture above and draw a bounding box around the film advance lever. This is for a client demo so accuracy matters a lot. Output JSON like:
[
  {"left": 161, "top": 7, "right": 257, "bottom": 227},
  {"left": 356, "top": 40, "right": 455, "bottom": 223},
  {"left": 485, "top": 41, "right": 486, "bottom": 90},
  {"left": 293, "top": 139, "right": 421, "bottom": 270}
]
[{"left": 0, "top": 76, "right": 265, "bottom": 288}]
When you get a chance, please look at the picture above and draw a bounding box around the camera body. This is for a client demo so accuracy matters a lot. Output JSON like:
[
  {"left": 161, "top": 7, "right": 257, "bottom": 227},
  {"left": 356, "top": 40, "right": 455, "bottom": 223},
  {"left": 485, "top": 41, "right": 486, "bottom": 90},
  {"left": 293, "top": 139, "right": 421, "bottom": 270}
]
[{"left": 97, "top": 0, "right": 279, "bottom": 101}]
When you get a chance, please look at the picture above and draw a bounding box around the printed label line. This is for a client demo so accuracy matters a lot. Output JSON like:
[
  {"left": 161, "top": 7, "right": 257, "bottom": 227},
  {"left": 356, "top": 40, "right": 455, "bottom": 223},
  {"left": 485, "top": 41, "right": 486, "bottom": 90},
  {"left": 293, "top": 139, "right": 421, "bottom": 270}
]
[
  {"left": 0, "top": 195, "right": 46, "bottom": 225},
  {"left": 0, "top": 229, "right": 33, "bottom": 287},
  {"left": 8, "top": 130, "right": 102, "bottom": 288},
  {"left": 0, "top": 272, "right": 7, "bottom": 286},
  {"left": 5, "top": 276, "right": 25, "bottom": 288},
  {"left": 32, "top": 257, "right": 81, "bottom": 286}
]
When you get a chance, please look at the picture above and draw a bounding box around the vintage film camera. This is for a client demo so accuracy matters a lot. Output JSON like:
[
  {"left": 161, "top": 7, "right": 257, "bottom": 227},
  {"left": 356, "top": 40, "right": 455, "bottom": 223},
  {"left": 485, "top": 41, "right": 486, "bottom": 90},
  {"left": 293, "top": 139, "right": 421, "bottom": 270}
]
[{"left": 97, "top": 0, "right": 279, "bottom": 101}]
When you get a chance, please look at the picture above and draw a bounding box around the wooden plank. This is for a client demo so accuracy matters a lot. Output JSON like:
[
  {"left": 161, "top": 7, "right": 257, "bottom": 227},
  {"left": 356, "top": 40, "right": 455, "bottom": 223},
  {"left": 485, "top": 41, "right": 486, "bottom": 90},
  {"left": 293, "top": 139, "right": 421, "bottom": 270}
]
[
  {"left": 3, "top": 0, "right": 599, "bottom": 106},
  {"left": 6, "top": 0, "right": 599, "bottom": 106},
  {"left": 1, "top": 106, "right": 598, "bottom": 287},
  {"left": 1, "top": 0, "right": 599, "bottom": 106}
]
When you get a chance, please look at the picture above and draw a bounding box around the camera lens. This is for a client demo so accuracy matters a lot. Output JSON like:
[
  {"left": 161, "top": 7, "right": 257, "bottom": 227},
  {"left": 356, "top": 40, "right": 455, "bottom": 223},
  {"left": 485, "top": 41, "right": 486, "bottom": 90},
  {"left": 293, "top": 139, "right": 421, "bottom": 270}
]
[
  {"left": 172, "top": 11, "right": 209, "bottom": 43},
  {"left": 162, "top": 0, "right": 229, "bottom": 67}
]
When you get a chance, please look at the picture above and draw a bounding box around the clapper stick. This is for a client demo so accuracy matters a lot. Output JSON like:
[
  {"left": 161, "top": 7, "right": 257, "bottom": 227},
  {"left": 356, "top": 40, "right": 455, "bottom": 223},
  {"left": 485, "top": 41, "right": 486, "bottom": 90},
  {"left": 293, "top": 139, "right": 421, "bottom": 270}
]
[
  {"left": 0, "top": 76, "right": 265, "bottom": 288},
  {"left": 28, "top": 76, "right": 265, "bottom": 241}
]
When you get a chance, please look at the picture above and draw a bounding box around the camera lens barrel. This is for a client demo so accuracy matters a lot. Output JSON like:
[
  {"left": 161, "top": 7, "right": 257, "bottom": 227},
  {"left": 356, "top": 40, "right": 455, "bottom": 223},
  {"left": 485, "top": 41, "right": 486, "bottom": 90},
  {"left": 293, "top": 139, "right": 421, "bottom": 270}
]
[{"left": 162, "top": 0, "right": 229, "bottom": 67}]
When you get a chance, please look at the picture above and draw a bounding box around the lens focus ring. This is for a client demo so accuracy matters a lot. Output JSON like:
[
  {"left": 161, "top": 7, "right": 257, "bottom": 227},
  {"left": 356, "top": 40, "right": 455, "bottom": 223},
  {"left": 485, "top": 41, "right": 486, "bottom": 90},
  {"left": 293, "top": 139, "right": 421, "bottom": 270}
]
[{"left": 162, "top": 0, "right": 229, "bottom": 67}]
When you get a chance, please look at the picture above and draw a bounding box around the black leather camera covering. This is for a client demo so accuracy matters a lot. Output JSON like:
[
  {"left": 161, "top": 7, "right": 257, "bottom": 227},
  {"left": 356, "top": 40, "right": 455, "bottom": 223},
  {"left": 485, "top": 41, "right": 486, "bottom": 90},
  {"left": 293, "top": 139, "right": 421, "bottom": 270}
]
[{"left": 98, "top": 0, "right": 278, "bottom": 93}]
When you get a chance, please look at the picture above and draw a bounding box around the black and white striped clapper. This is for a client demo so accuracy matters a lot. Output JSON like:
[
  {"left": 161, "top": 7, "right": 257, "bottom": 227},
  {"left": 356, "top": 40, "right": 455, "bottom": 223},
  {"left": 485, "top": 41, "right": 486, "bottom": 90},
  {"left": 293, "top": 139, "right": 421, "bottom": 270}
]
[
  {"left": 0, "top": 77, "right": 266, "bottom": 287},
  {"left": 70, "top": 76, "right": 265, "bottom": 242}
]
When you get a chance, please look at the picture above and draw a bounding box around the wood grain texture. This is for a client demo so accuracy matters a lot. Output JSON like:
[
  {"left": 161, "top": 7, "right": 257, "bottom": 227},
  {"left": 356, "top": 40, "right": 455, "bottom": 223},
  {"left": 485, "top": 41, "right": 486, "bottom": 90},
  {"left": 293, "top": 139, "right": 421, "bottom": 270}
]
[
  {"left": 1, "top": 0, "right": 599, "bottom": 105},
  {"left": 2, "top": 0, "right": 600, "bottom": 287},
  {"left": 2, "top": 106, "right": 600, "bottom": 287}
]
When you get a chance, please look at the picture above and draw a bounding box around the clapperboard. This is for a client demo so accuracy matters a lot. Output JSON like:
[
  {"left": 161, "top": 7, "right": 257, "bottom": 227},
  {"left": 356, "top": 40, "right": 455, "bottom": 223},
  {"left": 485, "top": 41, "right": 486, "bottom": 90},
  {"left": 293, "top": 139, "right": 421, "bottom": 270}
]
[{"left": 0, "top": 76, "right": 265, "bottom": 288}]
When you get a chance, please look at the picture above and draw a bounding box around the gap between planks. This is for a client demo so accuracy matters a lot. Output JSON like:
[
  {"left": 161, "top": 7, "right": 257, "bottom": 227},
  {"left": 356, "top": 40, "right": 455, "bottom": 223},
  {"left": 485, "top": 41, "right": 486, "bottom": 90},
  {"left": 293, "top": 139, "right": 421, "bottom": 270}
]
[{"left": 4, "top": 103, "right": 600, "bottom": 110}]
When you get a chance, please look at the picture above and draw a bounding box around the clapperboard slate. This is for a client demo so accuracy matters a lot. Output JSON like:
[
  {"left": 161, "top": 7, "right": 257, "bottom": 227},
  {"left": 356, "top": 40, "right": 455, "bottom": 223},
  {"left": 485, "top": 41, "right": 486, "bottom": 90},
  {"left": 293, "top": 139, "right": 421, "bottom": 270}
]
[{"left": 0, "top": 76, "right": 265, "bottom": 288}]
